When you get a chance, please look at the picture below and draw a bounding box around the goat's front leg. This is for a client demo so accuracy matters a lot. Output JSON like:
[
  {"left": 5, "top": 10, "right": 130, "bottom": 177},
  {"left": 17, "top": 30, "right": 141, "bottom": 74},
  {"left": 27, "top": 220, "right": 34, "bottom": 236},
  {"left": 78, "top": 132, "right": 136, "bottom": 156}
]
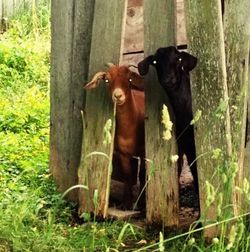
[
  {"left": 119, "top": 154, "right": 134, "bottom": 210},
  {"left": 138, "top": 158, "right": 146, "bottom": 211}
]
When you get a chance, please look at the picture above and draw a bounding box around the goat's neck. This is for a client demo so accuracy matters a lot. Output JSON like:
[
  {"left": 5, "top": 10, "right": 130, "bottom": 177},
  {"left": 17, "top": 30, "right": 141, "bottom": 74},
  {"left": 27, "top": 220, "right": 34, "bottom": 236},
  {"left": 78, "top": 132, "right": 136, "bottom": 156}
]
[{"left": 115, "top": 95, "right": 137, "bottom": 136}]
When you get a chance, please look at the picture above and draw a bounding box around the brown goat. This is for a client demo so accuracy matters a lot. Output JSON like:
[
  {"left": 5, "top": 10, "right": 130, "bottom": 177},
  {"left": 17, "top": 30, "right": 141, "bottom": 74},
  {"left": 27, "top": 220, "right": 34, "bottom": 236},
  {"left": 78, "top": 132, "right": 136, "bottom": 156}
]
[{"left": 84, "top": 64, "right": 145, "bottom": 210}]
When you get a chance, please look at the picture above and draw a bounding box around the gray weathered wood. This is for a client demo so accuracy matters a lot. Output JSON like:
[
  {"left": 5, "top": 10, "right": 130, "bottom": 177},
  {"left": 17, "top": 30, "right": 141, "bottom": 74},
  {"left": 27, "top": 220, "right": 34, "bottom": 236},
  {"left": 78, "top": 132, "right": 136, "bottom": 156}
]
[
  {"left": 108, "top": 207, "right": 141, "bottom": 220},
  {"left": 123, "top": 1, "right": 143, "bottom": 54},
  {"left": 122, "top": 0, "right": 187, "bottom": 55},
  {"left": 244, "top": 48, "right": 250, "bottom": 201},
  {"left": 120, "top": 53, "right": 144, "bottom": 72},
  {"left": 176, "top": 0, "right": 187, "bottom": 46},
  {"left": 185, "top": 0, "right": 232, "bottom": 238},
  {"left": 78, "top": 0, "right": 127, "bottom": 218},
  {"left": 143, "top": 0, "right": 179, "bottom": 229},
  {"left": 242, "top": 43, "right": 250, "bottom": 213},
  {"left": 50, "top": 0, "right": 95, "bottom": 201},
  {"left": 223, "top": 0, "right": 250, "bottom": 214}
]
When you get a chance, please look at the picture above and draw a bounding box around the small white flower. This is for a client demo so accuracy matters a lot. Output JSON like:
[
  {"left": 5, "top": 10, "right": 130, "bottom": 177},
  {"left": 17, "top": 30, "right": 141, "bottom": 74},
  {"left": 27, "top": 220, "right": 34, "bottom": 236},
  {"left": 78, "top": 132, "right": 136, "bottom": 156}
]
[
  {"left": 188, "top": 237, "right": 195, "bottom": 246},
  {"left": 170, "top": 155, "right": 179, "bottom": 163},
  {"left": 212, "top": 237, "right": 219, "bottom": 244},
  {"left": 162, "top": 105, "right": 173, "bottom": 141}
]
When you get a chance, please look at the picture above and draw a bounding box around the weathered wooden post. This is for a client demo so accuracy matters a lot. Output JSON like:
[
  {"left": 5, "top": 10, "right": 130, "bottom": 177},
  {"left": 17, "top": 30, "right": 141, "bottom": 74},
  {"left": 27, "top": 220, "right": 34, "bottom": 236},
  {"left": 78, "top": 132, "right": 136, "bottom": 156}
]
[
  {"left": 50, "top": 0, "right": 95, "bottom": 201},
  {"left": 78, "top": 0, "right": 127, "bottom": 218},
  {"left": 143, "top": 0, "right": 179, "bottom": 228},
  {"left": 223, "top": 0, "right": 250, "bottom": 214},
  {"left": 244, "top": 50, "right": 250, "bottom": 202},
  {"left": 184, "top": 0, "right": 232, "bottom": 238}
]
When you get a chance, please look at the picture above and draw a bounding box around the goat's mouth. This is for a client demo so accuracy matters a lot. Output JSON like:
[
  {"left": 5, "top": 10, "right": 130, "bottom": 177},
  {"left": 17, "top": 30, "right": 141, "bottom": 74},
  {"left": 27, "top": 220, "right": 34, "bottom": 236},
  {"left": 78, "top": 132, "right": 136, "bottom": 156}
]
[
  {"left": 112, "top": 96, "right": 126, "bottom": 105},
  {"left": 162, "top": 75, "right": 177, "bottom": 84}
]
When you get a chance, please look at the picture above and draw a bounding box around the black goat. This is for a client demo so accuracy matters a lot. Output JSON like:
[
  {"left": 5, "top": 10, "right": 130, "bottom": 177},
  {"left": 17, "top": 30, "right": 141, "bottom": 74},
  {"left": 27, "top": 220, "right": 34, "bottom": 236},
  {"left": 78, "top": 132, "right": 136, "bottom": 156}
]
[{"left": 138, "top": 46, "right": 199, "bottom": 197}]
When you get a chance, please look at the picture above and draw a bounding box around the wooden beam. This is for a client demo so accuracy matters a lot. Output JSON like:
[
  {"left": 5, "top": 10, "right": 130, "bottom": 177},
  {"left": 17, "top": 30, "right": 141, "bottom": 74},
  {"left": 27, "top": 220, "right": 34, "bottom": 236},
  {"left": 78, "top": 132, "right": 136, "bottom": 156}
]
[
  {"left": 175, "top": 0, "right": 187, "bottom": 46},
  {"left": 123, "top": 2, "right": 143, "bottom": 54},
  {"left": 50, "top": 0, "right": 95, "bottom": 201},
  {"left": 123, "top": 0, "right": 188, "bottom": 55},
  {"left": 243, "top": 45, "right": 250, "bottom": 213},
  {"left": 128, "top": 0, "right": 143, "bottom": 8},
  {"left": 223, "top": 0, "right": 250, "bottom": 215},
  {"left": 78, "top": 0, "right": 127, "bottom": 218},
  {"left": 143, "top": 0, "right": 179, "bottom": 229},
  {"left": 120, "top": 53, "right": 144, "bottom": 71},
  {"left": 108, "top": 207, "right": 141, "bottom": 220},
  {"left": 184, "top": 0, "right": 232, "bottom": 238}
]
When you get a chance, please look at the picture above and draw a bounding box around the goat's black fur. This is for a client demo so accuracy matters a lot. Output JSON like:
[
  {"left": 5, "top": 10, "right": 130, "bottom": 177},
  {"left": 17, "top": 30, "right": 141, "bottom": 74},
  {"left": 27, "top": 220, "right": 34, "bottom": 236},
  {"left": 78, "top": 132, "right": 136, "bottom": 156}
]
[{"left": 138, "top": 46, "right": 199, "bottom": 198}]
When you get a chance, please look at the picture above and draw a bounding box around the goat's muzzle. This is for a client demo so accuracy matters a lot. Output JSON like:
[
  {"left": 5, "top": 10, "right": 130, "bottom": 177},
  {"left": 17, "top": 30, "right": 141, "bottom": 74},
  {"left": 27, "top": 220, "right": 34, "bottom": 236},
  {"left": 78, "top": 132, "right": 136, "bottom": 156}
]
[{"left": 112, "top": 88, "right": 125, "bottom": 105}]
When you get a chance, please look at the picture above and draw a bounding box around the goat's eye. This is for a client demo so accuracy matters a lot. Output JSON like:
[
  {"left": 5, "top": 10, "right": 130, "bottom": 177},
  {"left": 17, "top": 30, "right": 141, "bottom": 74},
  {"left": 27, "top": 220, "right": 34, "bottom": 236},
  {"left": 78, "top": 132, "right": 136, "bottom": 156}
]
[
  {"left": 178, "top": 58, "right": 182, "bottom": 62},
  {"left": 105, "top": 79, "right": 109, "bottom": 83},
  {"left": 153, "top": 60, "right": 157, "bottom": 65},
  {"left": 128, "top": 78, "right": 132, "bottom": 83}
]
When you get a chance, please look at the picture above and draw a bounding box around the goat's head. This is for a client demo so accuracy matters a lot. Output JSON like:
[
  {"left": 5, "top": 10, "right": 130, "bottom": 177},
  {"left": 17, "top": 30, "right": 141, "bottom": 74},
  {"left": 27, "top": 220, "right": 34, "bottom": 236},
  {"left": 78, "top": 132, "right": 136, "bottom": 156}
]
[
  {"left": 138, "top": 46, "right": 197, "bottom": 87},
  {"left": 84, "top": 64, "right": 144, "bottom": 106}
]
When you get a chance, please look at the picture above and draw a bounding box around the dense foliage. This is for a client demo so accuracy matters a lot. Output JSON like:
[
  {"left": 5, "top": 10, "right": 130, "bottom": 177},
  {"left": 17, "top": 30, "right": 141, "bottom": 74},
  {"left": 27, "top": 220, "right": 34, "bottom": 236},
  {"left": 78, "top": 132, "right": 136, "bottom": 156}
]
[{"left": 0, "top": 3, "right": 149, "bottom": 251}]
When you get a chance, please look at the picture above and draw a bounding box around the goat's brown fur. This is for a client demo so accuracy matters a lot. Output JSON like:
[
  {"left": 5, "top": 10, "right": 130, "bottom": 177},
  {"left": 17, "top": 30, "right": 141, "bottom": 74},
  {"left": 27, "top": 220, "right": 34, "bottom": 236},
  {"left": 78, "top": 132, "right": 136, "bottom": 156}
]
[{"left": 85, "top": 65, "right": 145, "bottom": 210}]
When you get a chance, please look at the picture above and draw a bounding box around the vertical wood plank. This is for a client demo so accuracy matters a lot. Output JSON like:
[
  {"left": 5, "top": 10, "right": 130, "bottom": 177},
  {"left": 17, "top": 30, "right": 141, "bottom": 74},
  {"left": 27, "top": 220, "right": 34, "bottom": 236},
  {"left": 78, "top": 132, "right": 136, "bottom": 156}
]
[
  {"left": 123, "top": 2, "right": 143, "bottom": 54},
  {"left": 242, "top": 43, "right": 250, "bottom": 213},
  {"left": 185, "top": 0, "right": 232, "bottom": 238},
  {"left": 176, "top": 0, "right": 187, "bottom": 46},
  {"left": 0, "top": 0, "right": 3, "bottom": 22},
  {"left": 223, "top": 0, "right": 250, "bottom": 214},
  {"left": 244, "top": 51, "right": 250, "bottom": 206},
  {"left": 78, "top": 0, "right": 127, "bottom": 217},
  {"left": 50, "top": 0, "right": 95, "bottom": 201},
  {"left": 143, "top": 0, "right": 179, "bottom": 228}
]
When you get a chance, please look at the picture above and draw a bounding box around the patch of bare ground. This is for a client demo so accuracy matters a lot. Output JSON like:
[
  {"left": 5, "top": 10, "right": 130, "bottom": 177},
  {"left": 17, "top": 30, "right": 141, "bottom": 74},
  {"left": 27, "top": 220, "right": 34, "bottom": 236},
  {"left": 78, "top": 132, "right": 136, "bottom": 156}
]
[{"left": 108, "top": 155, "right": 200, "bottom": 230}]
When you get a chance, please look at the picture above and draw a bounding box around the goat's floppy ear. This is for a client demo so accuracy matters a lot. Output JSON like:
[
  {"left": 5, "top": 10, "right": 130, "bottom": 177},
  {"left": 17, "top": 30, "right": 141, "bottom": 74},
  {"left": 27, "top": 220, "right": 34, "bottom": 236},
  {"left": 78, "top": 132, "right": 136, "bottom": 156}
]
[
  {"left": 84, "top": 72, "right": 106, "bottom": 89},
  {"left": 138, "top": 55, "right": 153, "bottom": 76},
  {"left": 129, "top": 71, "right": 144, "bottom": 91},
  {"left": 180, "top": 51, "right": 197, "bottom": 71}
]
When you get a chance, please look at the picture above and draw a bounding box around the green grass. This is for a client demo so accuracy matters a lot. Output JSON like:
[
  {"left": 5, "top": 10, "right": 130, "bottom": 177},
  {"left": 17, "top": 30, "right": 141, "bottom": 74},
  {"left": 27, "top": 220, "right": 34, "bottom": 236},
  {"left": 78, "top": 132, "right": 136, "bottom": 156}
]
[
  {"left": 1, "top": 1, "right": 250, "bottom": 251},
  {"left": 0, "top": 2, "right": 151, "bottom": 251}
]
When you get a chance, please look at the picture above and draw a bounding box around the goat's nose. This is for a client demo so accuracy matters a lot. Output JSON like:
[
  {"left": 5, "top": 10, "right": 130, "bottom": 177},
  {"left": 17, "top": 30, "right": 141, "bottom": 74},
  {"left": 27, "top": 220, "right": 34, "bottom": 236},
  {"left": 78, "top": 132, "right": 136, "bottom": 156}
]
[
  {"left": 113, "top": 89, "right": 123, "bottom": 99},
  {"left": 114, "top": 93, "right": 122, "bottom": 99},
  {"left": 112, "top": 89, "right": 125, "bottom": 105}
]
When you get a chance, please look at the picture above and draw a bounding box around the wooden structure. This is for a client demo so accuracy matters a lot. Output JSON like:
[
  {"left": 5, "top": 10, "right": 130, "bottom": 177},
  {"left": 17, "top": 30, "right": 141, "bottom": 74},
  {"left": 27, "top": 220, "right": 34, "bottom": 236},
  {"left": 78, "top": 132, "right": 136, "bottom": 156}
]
[
  {"left": 185, "top": 0, "right": 232, "bottom": 238},
  {"left": 143, "top": 0, "right": 179, "bottom": 228},
  {"left": 50, "top": 0, "right": 95, "bottom": 201},
  {"left": 77, "top": 0, "right": 180, "bottom": 227},
  {"left": 51, "top": 0, "right": 250, "bottom": 235},
  {"left": 78, "top": 0, "right": 127, "bottom": 217},
  {"left": 224, "top": 0, "right": 250, "bottom": 215},
  {"left": 51, "top": 0, "right": 183, "bottom": 228},
  {"left": 185, "top": 0, "right": 250, "bottom": 238}
]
